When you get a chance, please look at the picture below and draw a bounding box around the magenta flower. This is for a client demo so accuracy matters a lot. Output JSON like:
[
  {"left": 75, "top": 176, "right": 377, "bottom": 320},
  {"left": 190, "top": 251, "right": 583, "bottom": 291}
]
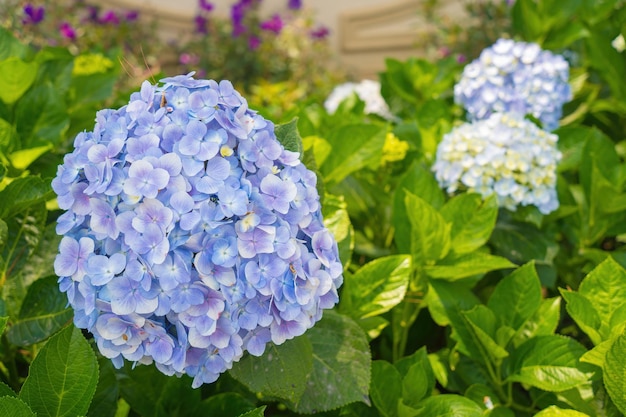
[
  {"left": 260, "top": 14, "right": 283, "bottom": 34},
  {"left": 125, "top": 10, "right": 139, "bottom": 21},
  {"left": 199, "top": 0, "right": 214, "bottom": 12},
  {"left": 248, "top": 36, "right": 261, "bottom": 50},
  {"left": 22, "top": 3, "right": 45, "bottom": 25},
  {"left": 310, "top": 25, "right": 329, "bottom": 39},
  {"left": 59, "top": 22, "right": 76, "bottom": 40},
  {"left": 287, "top": 0, "right": 302, "bottom": 10},
  {"left": 100, "top": 10, "right": 120, "bottom": 25}
]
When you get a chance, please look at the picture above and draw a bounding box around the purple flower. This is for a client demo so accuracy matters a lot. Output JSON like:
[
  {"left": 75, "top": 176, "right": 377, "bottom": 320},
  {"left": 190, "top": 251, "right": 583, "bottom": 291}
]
[
  {"left": 248, "top": 36, "right": 261, "bottom": 50},
  {"left": 287, "top": 0, "right": 302, "bottom": 10},
  {"left": 99, "top": 10, "right": 120, "bottom": 25},
  {"left": 310, "top": 25, "right": 329, "bottom": 40},
  {"left": 194, "top": 14, "right": 208, "bottom": 34},
  {"left": 22, "top": 3, "right": 45, "bottom": 25},
  {"left": 260, "top": 14, "right": 283, "bottom": 34},
  {"left": 125, "top": 10, "right": 139, "bottom": 21},
  {"left": 199, "top": 0, "right": 214, "bottom": 12},
  {"left": 59, "top": 22, "right": 76, "bottom": 40}
]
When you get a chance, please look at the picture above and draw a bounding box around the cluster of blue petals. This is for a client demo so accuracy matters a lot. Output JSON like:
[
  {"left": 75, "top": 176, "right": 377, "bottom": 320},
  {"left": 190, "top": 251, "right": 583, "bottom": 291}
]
[
  {"left": 454, "top": 38, "right": 572, "bottom": 131},
  {"left": 52, "top": 73, "right": 343, "bottom": 388}
]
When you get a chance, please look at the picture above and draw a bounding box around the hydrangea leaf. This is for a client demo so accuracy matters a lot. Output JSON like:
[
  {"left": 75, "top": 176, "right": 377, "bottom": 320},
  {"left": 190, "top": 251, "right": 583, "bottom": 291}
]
[
  {"left": 10, "top": 143, "right": 53, "bottom": 170},
  {"left": 321, "top": 193, "right": 354, "bottom": 270},
  {"left": 505, "top": 335, "right": 595, "bottom": 392},
  {"left": 320, "top": 124, "right": 386, "bottom": 185},
  {"left": 413, "top": 394, "right": 483, "bottom": 417},
  {"left": 0, "top": 57, "right": 38, "bottom": 104},
  {"left": 290, "top": 311, "right": 371, "bottom": 413},
  {"left": 0, "top": 27, "right": 28, "bottom": 60},
  {"left": 86, "top": 354, "right": 120, "bottom": 417},
  {"left": 236, "top": 406, "right": 266, "bottom": 417},
  {"left": 392, "top": 163, "right": 444, "bottom": 254},
  {"left": 19, "top": 325, "right": 98, "bottom": 417},
  {"left": 534, "top": 405, "right": 590, "bottom": 417},
  {"left": 0, "top": 118, "right": 18, "bottom": 154},
  {"left": 603, "top": 332, "right": 626, "bottom": 414},
  {"left": 487, "top": 262, "right": 542, "bottom": 331},
  {"left": 460, "top": 305, "right": 509, "bottom": 363},
  {"left": 202, "top": 393, "right": 255, "bottom": 417},
  {"left": 0, "top": 175, "right": 51, "bottom": 219},
  {"left": 0, "top": 380, "right": 16, "bottom": 397},
  {"left": 512, "top": 297, "right": 561, "bottom": 348},
  {"left": 370, "top": 360, "right": 402, "bottom": 417},
  {"left": 0, "top": 396, "right": 36, "bottom": 417},
  {"left": 425, "top": 251, "right": 515, "bottom": 282},
  {"left": 274, "top": 118, "right": 303, "bottom": 155},
  {"left": 425, "top": 279, "right": 480, "bottom": 327},
  {"left": 405, "top": 191, "right": 451, "bottom": 265},
  {"left": 339, "top": 254, "right": 411, "bottom": 320},
  {"left": 440, "top": 193, "right": 498, "bottom": 255},
  {"left": 229, "top": 335, "right": 313, "bottom": 404},
  {"left": 14, "top": 84, "right": 69, "bottom": 148},
  {"left": 6, "top": 276, "right": 72, "bottom": 346},
  {"left": 398, "top": 347, "right": 435, "bottom": 408},
  {"left": 560, "top": 290, "right": 602, "bottom": 346}
]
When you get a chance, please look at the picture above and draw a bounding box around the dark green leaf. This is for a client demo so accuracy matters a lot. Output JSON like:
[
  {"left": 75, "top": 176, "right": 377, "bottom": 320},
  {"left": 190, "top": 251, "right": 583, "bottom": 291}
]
[
  {"left": 229, "top": 335, "right": 313, "bottom": 404},
  {"left": 202, "top": 393, "right": 255, "bottom": 417},
  {"left": 425, "top": 279, "right": 480, "bottom": 327},
  {"left": 604, "top": 331, "right": 626, "bottom": 415},
  {"left": 290, "top": 311, "right": 371, "bottom": 413},
  {"left": 487, "top": 262, "right": 542, "bottom": 331},
  {"left": 86, "top": 354, "right": 119, "bottom": 417},
  {"left": 0, "top": 381, "right": 16, "bottom": 397},
  {"left": 236, "top": 406, "right": 266, "bottom": 417},
  {"left": 370, "top": 360, "right": 402, "bottom": 417},
  {"left": 275, "top": 118, "right": 303, "bottom": 155},
  {"left": 14, "top": 84, "right": 69, "bottom": 148},
  {"left": 0, "top": 396, "right": 36, "bottom": 417},
  {"left": 20, "top": 325, "right": 99, "bottom": 417},
  {"left": 440, "top": 194, "right": 498, "bottom": 255},
  {"left": 413, "top": 394, "right": 483, "bottom": 417},
  {"left": 400, "top": 347, "right": 435, "bottom": 407},
  {"left": 0, "top": 176, "right": 51, "bottom": 218},
  {"left": 6, "top": 276, "right": 72, "bottom": 346},
  {"left": 0, "top": 58, "right": 38, "bottom": 104}
]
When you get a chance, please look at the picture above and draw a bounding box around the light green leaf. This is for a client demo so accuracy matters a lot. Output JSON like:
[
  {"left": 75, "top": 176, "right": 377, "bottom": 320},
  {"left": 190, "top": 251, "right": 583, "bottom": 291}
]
[
  {"left": 0, "top": 118, "right": 18, "bottom": 154},
  {"left": 274, "top": 118, "right": 303, "bottom": 155},
  {"left": 400, "top": 347, "right": 435, "bottom": 407},
  {"left": 405, "top": 191, "right": 450, "bottom": 265},
  {"left": 425, "top": 279, "right": 480, "bottom": 327},
  {"left": 10, "top": 144, "right": 53, "bottom": 170},
  {"left": 320, "top": 124, "right": 386, "bottom": 184},
  {"left": 370, "top": 360, "right": 402, "bottom": 417},
  {"left": 20, "top": 325, "right": 99, "bottom": 417},
  {"left": 0, "top": 316, "right": 8, "bottom": 335},
  {"left": 487, "top": 262, "right": 542, "bottom": 331},
  {"left": 0, "top": 57, "right": 38, "bottom": 104},
  {"left": 302, "top": 135, "right": 331, "bottom": 166},
  {"left": 413, "top": 394, "right": 483, "bottom": 417},
  {"left": 7, "top": 276, "right": 72, "bottom": 346},
  {"left": 534, "top": 406, "right": 590, "bottom": 417},
  {"left": 560, "top": 290, "right": 602, "bottom": 345},
  {"left": 461, "top": 305, "right": 509, "bottom": 361},
  {"left": 322, "top": 193, "right": 354, "bottom": 270},
  {"left": 229, "top": 335, "right": 313, "bottom": 404},
  {"left": 425, "top": 251, "right": 515, "bottom": 281},
  {"left": 513, "top": 297, "right": 561, "bottom": 348},
  {"left": 580, "top": 338, "right": 614, "bottom": 368},
  {"left": 604, "top": 331, "right": 626, "bottom": 414},
  {"left": 440, "top": 193, "right": 498, "bottom": 255},
  {"left": 506, "top": 335, "right": 595, "bottom": 392},
  {"left": 339, "top": 255, "right": 411, "bottom": 319},
  {"left": 236, "top": 407, "right": 266, "bottom": 417},
  {"left": 291, "top": 311, "right": 371, "bottom": 413},
  {"left": 0, "top": 396, "right": 36, "bottom": 417}
]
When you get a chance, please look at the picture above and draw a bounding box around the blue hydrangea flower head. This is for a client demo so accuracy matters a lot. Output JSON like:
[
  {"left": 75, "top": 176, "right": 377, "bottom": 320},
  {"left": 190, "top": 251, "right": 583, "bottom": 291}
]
[
  {"left": 454, "top": 38, "right": 572, "bottom": 131},
  {"left": 52, "top": 72, "right": 343, "bottom": 388},
  {"left": 432, "top": 112, "right": 561, "bottom": 214}
]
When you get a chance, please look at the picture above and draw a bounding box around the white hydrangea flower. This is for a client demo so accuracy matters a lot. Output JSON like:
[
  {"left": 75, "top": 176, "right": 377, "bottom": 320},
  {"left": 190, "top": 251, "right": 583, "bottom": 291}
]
[
  {"left": 324, "top": 79, "right": 394, "bottom": 120},
  {"left": 432, "top": 112, "right": 561, "bottom": 214}
]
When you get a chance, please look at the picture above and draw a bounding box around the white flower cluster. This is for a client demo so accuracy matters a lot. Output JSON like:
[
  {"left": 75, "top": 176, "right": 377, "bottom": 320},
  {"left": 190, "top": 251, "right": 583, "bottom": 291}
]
[
  {"left": 432, "top": 113, "right": 561, "bottom": 214},
  {"left": 454, "top": 38, "right": 571, "bottom": 131},
  {"left": 324, "top": 79, "right": 394, "bottom": 120}
]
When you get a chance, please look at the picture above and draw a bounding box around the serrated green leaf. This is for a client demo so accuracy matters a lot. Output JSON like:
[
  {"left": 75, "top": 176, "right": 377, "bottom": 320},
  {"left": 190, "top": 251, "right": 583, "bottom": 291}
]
[
  {"left": 534, "top": 406, "right": 589, "bottom": 416},
  {"left": 0, "top": 57, "right": 38, "bottom": 104},
  {"left": 425, "top": 251, "right": 515, "bottom": 281},
  {"left": 0, "top": 176, "right": 52, "bottom": 218},
  {"left": 7, "top": 276, "right": 72, "bottom": 346},
  {"left": 487, "top": 262, "right": 542, "bottom": 331},
  {"left": 490, "top": 220, "right": 559, "bottom": 265},
  {"left": 290, "top": 311, "right": 371, "bottom": 413},
  {"left": 405, "top": 191, "right": 450, "bottom": 265},
  {"left": 513, "top": 297, "right": 561, "bottom": 348},
  {"left": 370, "top": 360, "right": 402, "bottom": 417},
  {"left": 413, "top": 394, "right": 483, "bottom": 417},
  {"left": 505, "top": 335, "right": 595, "bottom": 392},
  {"left": 236, "top": 406, "right": 266, "bottom": 417},
  {"left": 440, "top": 193, "right": 497, "bottom": 255},
  {"left": 392, "top": 163, "right": 444, "bottom": 253},
  {"left": 560, "top": 290, "right": 602, "bottom": 345},
  {"left": 578, "top": 257, "right": 626, "bottom": 340},
  {"left": 339, "top": 255, "right": 411, "bottom": 319},
  {"left": 604, "top": 331, "right": 626, "bottom": 414},
  {"left": 229, "top": 335, "right": 313, "bottom": 404},
  {"left": 580, "top": 338, "right": 614, "bottom": 368},
  {"left": 20, "top": 325, "right": 98, "bottom": 417},
  {"left": 0, "top": 396, "right": 36, "bottom": 417},
  {"left": 274, "top": 118, "right": 303, "bottom": 155},
  {"left": 0, "top": 118, "right": 18, "bottom": 154},
  {"left": 0, "top": 381, "right": 16, "bottom": 397}
]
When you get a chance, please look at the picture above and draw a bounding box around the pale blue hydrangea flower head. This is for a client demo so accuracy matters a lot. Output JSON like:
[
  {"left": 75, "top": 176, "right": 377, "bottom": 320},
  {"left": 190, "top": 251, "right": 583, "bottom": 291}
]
[
  {"left": 432, "top": 112, "right": 561, "bottom": 214},
  {"left": 52, "top": 72, "right": 343, "bottom": 388},
  {"left": 454, "top": 39, "right": 572, "bottom": 131}
]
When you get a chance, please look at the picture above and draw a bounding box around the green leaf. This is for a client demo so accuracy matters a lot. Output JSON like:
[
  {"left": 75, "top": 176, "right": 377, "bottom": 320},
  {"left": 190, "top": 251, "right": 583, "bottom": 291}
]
[
  {"left": 0, "top": 58, "right": 38, "bottom": 104},
  {"left": 320, "top": 124, "right": 386, "bottom": 184},
  {"left": 0, "top": 175, "right": 51, "bottom": 218},
  {"left": 425, "top": 279, "right": 480, "bottom": 327},
  {"left": 339, "top": 255, "right": 411, "bottom": 319},
  {"left": 604, "top": 331, "right": 626, "bottom": 414},
  {"left": 413, "top": 394, "right": 483, "bottom": 417},
  {"left": 0, "top": 28, "right": 29, "bottom": 60},
  {"left": 202, "top": 393, "right": 255, "bottom": 417},
  {"left": 290, "top": 311, "right": 371, "bottom": 413},
  {"left": 20, "top": 325, "right": 99, "bottom": 417},
  {"left": 424, "top": 251, "right": 515, "bottom": 281},
  {"left": 513, "top": 297, "right": 561, "bottom": 348},
  {"left": 14, "top": 84, "right": 69, "bottom": 148},
  {"left": 560, "top": 290, "right": 602, "bottom": 345},
  {"left": 370, "top": 360, "right": 402, "bottom": 417},
  {"left": 580, "top": 338, "right": 614, "bottom": 368},
  {"left": 274, "top": 118, "right": 303, "bottom": 155},
  {"left": 322, "top": 193, "right": 354, "bottom": 269},
  {"left": 6, "top": 276, "right": 72, "bottom": 346},
  {"left": 230, "top": 335, "right": 313, "bottom": 404},
  {"left": 236, "top": 406, "right": 266, "bottom": 417},
  {"left": 505, "top": 335, "right": 595, "bottom": 392},
  {"left": 10, "top": 144, "right": 53, "bottom": 170},
  {"left": 0, "top": 118, "right": 18, "bottom": 154},
  {"left": 0, "top": 381, "right": 16, "bottom": 397},
  {"left": 87, "top": 354, "right": 120, "bottom": 417},
  {"left": 487, "top": 262, "right": 542, "bottom": 331},
  {"left": 440, "top": 194, "right": 497, "bottom": 255},
  {"left": 393, "top": 163, "right": 444, "bottom": 253},
  {"left": 511, "top": 0, "right": 543, "bottom": 41},
  {"left": 405, "top": 191, "right": 450, "bottom": 265},
  {"left": 534, "top": 406, "right": 590, "bottom": 417},
  {"left": 400, "top": 347, "right": 435, "bottom": 407},
  {"left": 577, "top": 257, "right": 626, "bottom": 340},
  {"left": 460, "top": 305, "right": 509, "bottom": 361},
  {"left": 0, "top": 316, "right": 8, "bottom": 335},
  {"left": 0, "top": 396, "right": 36, "bottom": 417}
]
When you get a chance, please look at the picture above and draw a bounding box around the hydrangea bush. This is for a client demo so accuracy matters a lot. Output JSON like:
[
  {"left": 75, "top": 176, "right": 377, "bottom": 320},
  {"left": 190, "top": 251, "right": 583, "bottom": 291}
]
[
  {"left": 432, "top": 112, "right": 561, "bottom": 214},
  {"left": 51, "top": 73, "right": 342, "bottom": 387},
  {"left": 454, "top": 38, "right": 572, "bottom": 130}
]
